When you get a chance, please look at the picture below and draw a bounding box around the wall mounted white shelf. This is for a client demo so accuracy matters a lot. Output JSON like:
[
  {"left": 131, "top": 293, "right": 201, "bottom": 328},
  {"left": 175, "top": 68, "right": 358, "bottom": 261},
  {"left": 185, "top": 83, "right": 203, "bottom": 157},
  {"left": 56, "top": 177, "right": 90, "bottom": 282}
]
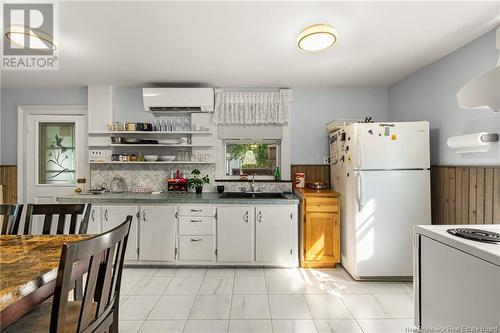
[
  {"left": 89, "top": 161, "right": 215, "bottom": 165},
  {"left": 89, "top": 144, "right": 214, "bottom": 148},
  {"left": 88, "top": 131, "right": 212, "bottom": 135}
]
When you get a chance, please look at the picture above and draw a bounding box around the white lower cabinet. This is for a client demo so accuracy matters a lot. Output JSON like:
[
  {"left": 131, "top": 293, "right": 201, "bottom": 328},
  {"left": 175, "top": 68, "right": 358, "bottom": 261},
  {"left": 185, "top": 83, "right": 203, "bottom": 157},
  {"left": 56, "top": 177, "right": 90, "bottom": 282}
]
[
  {"left": 217, "top": 206, "right": 254, "bottom": 262},
  {"left": 86, "top": 206, "right": 101, "bottom": 234},
  {"left": 178, "top": 236, "right": 216, "bottom": 261},
  {"left": 139, "top": 205, "right": 176, "bottom": 261},
  {"left": 255, "top": 206, "right": 293, "bottom": 263},
  {"left": 101, "top": 205, "right": 139, "bottom": 261},
  {"left": 91, "top": 202, "right": 296, "bottom": 266}
]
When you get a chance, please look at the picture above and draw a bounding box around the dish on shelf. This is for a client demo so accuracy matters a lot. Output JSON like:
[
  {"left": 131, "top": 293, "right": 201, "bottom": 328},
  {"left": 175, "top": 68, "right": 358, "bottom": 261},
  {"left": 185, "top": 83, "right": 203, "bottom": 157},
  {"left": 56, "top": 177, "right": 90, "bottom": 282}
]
[
  {"left": 144, "top": 155, "right": 159, "bottom": 161},
  {"left": 158, "top": 139, "right": 182, "bottom": 144},
  {"left": 124, "top": 138, "right": 140, "bottom": 144},
  {"left": 110, "top": 137, "right": 123, "bottom": 144},
  {"left": 139, "top": 139, "right": 158, "bottom": 144},
  {"left": 160, "top": 155, "right": 176, "bottom": 161}
]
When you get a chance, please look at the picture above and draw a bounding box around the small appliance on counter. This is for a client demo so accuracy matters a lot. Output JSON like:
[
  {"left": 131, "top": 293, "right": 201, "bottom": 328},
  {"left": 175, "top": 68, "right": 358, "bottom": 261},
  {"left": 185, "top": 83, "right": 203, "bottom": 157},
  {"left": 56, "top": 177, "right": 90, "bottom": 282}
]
[
  {"left": 110, "top": 176, "right": 127, "bottom": 193},
  {"left": 167, "top": 170, "right": 188, "bottom": 193}
]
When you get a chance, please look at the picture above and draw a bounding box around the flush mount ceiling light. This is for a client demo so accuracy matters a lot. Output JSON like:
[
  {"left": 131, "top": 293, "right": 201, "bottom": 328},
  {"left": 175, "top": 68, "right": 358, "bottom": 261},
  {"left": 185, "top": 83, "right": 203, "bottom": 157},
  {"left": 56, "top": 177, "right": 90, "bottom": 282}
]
[
  {"left": 297, "top": 24, "right": 338, "bottom": 52},
  {"left": 4, "top": 24, "right": 57, "bottom": 51}
]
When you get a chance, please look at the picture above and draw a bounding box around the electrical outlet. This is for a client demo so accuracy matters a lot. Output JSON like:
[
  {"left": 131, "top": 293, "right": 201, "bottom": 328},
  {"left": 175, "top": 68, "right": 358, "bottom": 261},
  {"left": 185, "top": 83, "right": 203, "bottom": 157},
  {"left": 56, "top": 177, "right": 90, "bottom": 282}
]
[{"left": 323, "top": 156, "right": 330, "bottom": 164}]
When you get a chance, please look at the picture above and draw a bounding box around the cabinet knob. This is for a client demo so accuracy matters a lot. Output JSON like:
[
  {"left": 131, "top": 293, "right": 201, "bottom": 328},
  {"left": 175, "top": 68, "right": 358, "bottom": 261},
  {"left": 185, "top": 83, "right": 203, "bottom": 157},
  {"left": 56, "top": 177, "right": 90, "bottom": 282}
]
[
  {"left": 257, "top": 211, "right": 262, "bottom": 223},
  {"left": 142, "top": 210, "right": 147, "bottom": 222},
  {"left": 244, "top": 211, "right": 249, "bottom": 223},
  {"left": 190, "top": 238, "right": 202, "bottom": 242},
  {"left": 104, "top": 209, "right": 108, "bottom": 221},
  {"left": 190, "top": 219, "right": 202, "bottom": 223}
]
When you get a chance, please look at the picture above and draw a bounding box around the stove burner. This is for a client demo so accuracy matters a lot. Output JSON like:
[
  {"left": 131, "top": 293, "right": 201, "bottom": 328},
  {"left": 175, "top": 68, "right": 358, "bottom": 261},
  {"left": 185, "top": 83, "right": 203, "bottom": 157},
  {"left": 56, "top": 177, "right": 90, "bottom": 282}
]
[{"left": 447, "top": 228, "right": 500, "bottom": 244}]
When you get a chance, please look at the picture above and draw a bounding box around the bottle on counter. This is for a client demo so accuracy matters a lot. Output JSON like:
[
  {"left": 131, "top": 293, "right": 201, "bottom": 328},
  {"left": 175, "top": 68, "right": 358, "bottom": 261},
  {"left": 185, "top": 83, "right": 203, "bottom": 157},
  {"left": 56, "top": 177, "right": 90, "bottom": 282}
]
[{"left": 274, "top": 167, "right": 281, "bottom": 181}]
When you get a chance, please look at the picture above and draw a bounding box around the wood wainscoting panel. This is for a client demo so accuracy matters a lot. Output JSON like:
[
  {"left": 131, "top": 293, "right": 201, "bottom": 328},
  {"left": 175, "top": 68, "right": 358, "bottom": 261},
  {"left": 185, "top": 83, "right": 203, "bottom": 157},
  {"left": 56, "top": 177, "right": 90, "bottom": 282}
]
[
  {"left": 431, "top": 165, "right": 500, "bottom": 225},
  {"left": 291, "top": 164, "right": 330, "bottom": 188},
  {"left": 0, "top": 165, "right": 17, "bottom": 204}
]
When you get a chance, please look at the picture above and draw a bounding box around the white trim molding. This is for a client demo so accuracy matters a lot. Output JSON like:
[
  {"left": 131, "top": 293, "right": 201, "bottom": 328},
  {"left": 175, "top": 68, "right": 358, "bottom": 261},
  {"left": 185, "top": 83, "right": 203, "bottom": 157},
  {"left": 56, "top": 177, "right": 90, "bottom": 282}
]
[{"left": 17, "top": 105, "right": 88, "bottom": 203}]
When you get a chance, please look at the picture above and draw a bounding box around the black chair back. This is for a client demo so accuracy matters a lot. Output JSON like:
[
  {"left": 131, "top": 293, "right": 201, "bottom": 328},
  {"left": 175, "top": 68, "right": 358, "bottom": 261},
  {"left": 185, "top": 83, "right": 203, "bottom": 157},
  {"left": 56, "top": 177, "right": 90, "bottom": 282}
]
[
  {"left": 50, "top": 216, "right": 132, "bottom": 333},
  {"left": 24, "top": 203, "right": 92, "bottom": 235},
  {"left": 0, "top": 204, "right": 23, "bottom": 235}
]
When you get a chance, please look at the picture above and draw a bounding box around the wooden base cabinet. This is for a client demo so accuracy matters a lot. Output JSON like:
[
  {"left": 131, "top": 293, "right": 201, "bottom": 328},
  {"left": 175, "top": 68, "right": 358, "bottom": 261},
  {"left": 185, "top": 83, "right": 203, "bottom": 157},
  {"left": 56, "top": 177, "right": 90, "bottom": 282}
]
[{"left": 295, "top": 189, "right": 340, "bottom": 268}]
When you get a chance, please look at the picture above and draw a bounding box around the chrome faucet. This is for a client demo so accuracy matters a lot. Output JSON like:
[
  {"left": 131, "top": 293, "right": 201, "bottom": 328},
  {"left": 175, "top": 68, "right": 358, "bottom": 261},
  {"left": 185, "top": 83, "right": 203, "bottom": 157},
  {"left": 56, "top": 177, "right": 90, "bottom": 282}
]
[{"left": 250, "top": 174, "right": 257, "bottom": 193}]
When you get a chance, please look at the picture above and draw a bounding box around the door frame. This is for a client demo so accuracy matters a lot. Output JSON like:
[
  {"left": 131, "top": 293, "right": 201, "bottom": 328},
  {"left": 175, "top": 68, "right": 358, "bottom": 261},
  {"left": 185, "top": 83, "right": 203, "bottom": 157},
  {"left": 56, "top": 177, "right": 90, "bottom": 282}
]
[{"left": 17, "top": 105, "right": 88, "bottom": 203}]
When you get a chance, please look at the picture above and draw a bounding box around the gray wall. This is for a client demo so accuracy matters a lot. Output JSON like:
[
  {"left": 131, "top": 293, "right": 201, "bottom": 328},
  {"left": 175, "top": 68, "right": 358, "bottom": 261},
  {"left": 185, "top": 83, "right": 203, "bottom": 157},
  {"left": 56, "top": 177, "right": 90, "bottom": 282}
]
[
  {"left": 388, "top": 29, "right": 500, "bottom": 165},
  {"left": 291, "top": 88, "right": 388, "bottom": 164},
  {"left": 0, "top": 87, "right": 88, "bottom": 164}
]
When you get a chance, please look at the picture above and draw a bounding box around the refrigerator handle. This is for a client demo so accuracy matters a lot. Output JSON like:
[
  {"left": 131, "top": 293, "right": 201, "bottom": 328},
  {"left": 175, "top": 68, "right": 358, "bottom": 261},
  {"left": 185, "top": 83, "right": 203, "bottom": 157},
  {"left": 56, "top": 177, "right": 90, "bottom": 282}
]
[
  {"left": 356, "top": 133, "right": 361, "bottom": 170},
  {"left": 355, "top": 172, "right": 363, "bottom": 212}
]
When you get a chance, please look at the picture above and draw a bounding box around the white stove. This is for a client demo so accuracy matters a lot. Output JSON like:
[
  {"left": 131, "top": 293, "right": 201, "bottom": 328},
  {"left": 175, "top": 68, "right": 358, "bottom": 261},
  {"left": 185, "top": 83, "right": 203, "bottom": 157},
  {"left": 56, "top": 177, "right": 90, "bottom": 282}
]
[{"left": 414, "top": 225, "right": 500, "bottom": 329}]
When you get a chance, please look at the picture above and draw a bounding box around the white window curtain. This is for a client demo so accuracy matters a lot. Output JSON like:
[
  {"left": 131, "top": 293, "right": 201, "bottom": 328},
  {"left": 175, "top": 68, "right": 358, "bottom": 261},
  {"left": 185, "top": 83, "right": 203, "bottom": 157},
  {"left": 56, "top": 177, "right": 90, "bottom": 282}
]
[{"left": 214, "top": 90, "right": 290, "bottom": 125}]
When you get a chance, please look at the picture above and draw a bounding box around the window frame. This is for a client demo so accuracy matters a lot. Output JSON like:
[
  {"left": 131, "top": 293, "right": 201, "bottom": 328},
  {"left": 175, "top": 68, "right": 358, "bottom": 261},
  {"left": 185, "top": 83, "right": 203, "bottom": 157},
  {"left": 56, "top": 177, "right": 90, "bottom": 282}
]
[{"left": 223, "top": 139, "right": 281, "bottom": 180}]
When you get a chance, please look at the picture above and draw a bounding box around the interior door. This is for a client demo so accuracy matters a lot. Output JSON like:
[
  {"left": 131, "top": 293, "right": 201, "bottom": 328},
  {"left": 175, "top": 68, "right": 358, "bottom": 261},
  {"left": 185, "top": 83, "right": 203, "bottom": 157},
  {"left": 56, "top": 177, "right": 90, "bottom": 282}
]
[
  {"left": 354, "top": 169, "right": 431, "bottom": 277},
  {"left": 101, "top": 205, "right": 139, "bottom": 261},
  {"left": 255, "top": 206, "right": 292, "bottom": 263},
  {"left": 217, "top": 206, "right": 254, "bottom": 262},
  {"left": 25, "top": 115, "right": 86, "bottom": 204},
  {"left": 139, "top": 205, "right": 176, "bottom": 261}
]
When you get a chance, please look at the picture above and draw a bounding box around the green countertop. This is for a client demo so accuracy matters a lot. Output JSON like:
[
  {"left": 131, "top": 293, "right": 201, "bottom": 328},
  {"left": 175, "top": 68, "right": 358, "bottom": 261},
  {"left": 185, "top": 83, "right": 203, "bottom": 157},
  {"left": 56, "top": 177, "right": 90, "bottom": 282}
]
[{"left": 57, "top": 192, "right": 299, "bottom": 205}]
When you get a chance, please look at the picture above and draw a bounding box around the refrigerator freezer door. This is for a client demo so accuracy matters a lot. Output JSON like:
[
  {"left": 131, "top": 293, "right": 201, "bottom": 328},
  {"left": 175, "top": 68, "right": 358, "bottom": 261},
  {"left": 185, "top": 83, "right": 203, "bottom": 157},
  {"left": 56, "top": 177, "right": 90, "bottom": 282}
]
[
  {"left": 350, "top": 122, "right": 430, "bottom": 170},
  {"left": 352, "top": 169, "right": 431, "bottom": 278}
]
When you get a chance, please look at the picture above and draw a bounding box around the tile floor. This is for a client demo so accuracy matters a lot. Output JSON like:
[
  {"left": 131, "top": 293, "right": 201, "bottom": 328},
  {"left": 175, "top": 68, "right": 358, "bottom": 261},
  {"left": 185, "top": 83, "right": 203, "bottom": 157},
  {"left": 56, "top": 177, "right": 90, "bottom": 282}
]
[{"left": 119, "top": 266, "right": 415, "bottom": 333}]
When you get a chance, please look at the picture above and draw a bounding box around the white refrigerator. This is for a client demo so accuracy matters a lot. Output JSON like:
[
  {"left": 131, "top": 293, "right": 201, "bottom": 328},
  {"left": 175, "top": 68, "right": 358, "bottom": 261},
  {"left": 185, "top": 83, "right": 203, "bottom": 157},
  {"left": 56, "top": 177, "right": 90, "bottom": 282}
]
[{"left": 330, "top": 121, "right": 431, "bottom": 280}]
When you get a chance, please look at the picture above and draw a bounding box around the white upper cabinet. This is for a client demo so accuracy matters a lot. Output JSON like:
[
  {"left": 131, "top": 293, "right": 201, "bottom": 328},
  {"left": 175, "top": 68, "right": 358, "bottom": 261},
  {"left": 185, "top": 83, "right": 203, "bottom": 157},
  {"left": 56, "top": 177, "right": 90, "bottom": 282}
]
[
  {"left": 139, "top": 205, "right": 177, "bottom": 261},
  {"left": 88, "top": 85, "right": 113, "bottom": 133},
  {"left": 255, "top": 206, "right": 293, "bottom": 263},
  {"left": 217, "top": 206, "right": 255, "bottom": 262}
]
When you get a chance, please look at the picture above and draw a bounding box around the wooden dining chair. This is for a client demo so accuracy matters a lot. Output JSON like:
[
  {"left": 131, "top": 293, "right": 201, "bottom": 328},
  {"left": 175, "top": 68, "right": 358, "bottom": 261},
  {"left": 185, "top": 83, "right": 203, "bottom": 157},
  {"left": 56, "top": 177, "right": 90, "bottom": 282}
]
[
  {"left": 4, "top": 216, "right": 132, "bottom": 333},
  {"left": 24, "top": 203, "right": 92, "bottom": 235},
  {"left": 0, "top": 204, "right": 23, "bottom": 235}
]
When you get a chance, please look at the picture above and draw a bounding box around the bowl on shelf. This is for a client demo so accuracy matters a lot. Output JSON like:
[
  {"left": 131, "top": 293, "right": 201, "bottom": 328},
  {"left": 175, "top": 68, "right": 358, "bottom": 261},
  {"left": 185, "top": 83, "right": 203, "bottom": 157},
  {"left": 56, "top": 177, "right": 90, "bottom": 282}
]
[
  {"left": 110, "top": 137, "right": 123, "bottom": 144},
  {"left": 144, "top": 155, "right": 159, "bottom": 161},
  {"left": 160, "top": 155, "right": 176, "bottom": 161}
]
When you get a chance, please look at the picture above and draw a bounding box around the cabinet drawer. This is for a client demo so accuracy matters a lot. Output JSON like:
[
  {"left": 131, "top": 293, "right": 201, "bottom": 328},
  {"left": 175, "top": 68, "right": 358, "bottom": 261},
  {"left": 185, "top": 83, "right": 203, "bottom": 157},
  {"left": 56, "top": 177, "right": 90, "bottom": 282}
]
[
  {"left": 178, "top": 217, "right": 215, "bottom": 235},
  {"left": 305, "top": 198, "right": 339, "bottom": 213},
  {"left": 178, "top": 205, "right": 216, "bottom": 217},
  {"left": 178, "top": 236, "right": 215, "bottom": 261}
]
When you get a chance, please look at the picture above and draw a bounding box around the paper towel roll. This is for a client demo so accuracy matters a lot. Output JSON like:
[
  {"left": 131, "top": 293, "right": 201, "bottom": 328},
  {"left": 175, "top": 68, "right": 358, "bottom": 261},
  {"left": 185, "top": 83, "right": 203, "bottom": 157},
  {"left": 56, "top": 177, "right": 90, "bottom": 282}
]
[{"left": 447, "top": 132, "right": 491, "bottom": 153}]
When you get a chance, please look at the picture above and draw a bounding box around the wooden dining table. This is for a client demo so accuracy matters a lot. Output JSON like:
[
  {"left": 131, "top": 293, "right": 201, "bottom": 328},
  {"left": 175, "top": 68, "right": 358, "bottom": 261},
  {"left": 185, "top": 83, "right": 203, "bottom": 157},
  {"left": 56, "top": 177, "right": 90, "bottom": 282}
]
[{"left": 0, "top": 234, "right": 92, "bottom": 329}]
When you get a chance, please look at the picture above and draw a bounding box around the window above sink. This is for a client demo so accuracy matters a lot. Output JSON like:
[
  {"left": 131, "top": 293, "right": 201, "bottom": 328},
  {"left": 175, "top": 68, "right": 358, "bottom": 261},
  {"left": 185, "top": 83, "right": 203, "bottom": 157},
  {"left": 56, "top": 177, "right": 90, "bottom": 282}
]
[{"left": 224, "top": 139, "right": 280, "bottom": 180}]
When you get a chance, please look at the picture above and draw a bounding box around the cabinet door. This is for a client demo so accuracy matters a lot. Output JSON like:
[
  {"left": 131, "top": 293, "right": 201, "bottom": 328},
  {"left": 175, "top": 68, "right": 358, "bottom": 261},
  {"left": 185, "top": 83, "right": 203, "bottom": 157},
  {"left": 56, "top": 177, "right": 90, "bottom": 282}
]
[
  {"left": 217, "top": 206, "right": 254, "bottom": 262},
  {"left": 255, "top": 206, "right": 292, "bottom": 263},
  {"left": 102, "top": 205, "right": 138, "bottom": 261},
  {"left": 304, "top": 212, "right": 339, "bottom": 262},
  {"left": 86, "top": 206, "right": 101, "bottom": 234},
  {"left": 139, "top": 206, "right": 176, "bottom": 261}
]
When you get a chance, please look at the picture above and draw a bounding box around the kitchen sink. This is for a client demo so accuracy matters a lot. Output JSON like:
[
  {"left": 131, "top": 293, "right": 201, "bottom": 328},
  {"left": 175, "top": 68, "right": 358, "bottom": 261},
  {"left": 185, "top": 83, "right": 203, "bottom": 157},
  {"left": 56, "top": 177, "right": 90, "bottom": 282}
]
[{"left": 219, "top": 192, "right": 288, "bottom": 199}]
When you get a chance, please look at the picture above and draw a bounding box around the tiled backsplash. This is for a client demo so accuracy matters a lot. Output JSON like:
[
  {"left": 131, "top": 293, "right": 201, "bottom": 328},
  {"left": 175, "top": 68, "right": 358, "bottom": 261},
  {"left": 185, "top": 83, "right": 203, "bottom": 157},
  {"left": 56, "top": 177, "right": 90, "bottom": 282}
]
[
  {"left": 90, "top": 164, "right": 292, "bottom": 193},
  {"left": 90, "top": 164, "right": 217, "bottom": 192}
]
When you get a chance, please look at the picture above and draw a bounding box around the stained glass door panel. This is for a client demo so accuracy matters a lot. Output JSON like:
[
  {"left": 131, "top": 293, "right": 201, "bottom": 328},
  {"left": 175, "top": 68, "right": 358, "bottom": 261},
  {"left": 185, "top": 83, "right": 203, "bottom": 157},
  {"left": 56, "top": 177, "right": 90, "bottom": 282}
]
[{"left": 38, "top": 122, "right": 76, "bottom": 184}]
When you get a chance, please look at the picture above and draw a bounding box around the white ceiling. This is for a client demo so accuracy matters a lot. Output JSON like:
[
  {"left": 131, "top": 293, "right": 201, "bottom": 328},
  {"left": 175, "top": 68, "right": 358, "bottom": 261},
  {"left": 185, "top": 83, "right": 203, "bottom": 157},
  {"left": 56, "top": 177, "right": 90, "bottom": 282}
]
[{"left": 2, "top": 1, "right": 499, "bottom": 88}]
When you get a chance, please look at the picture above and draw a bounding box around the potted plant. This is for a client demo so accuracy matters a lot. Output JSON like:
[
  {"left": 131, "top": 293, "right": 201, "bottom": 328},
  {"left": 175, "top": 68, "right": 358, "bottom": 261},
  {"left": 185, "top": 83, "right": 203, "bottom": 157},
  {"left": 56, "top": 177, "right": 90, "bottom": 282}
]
[{"left": 188, "top": 169, "right": 210, "bottom": 194}]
